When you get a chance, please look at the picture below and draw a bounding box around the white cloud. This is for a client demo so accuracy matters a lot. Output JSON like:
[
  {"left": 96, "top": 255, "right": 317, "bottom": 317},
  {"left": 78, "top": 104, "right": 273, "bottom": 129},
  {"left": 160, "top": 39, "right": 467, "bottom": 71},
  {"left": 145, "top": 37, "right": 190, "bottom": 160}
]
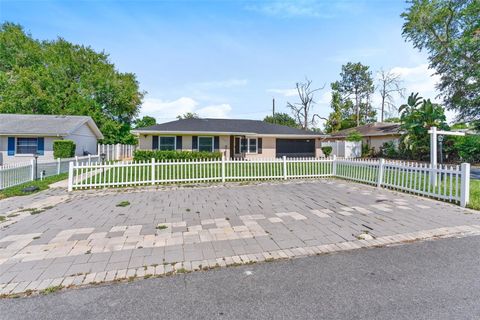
[
  {"left": 197, "top": 104, "right": 232, "bottom": 118},
  {"left": 140, "top": 97, "right": 232, "bottom": 122},
  {"left": 194, "top": 79, "right": 248, "bottom": 89},
  {"left": 267, "top": 88, "right": 298, "bottom": 97}
]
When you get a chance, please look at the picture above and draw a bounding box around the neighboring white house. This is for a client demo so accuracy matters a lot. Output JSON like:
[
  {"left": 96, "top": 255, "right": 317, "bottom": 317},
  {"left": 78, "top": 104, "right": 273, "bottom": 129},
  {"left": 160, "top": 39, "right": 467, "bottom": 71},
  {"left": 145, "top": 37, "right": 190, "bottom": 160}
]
[{"left": 0, "top": 114, "right": 103, "bottom": 165}]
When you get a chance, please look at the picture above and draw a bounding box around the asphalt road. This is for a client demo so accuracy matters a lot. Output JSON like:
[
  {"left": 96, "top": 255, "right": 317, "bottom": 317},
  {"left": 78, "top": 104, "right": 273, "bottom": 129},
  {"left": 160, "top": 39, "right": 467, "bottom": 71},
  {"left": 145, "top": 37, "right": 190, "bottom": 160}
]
[{"left": 2, "top": 236, "right": 480, "bottom": 320}]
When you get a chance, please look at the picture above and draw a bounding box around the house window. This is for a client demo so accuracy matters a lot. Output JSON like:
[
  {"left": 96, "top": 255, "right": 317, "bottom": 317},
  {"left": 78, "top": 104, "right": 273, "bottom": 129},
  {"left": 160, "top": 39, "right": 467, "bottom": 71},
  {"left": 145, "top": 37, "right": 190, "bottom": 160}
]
[
  {"left": 248, "top": 138, "right": 257, "bottom": 154},
  {"left": 16, "top": 138, "right": 38, "bottom": 154},
  {"left": 198, "top": 136, "right": 213, "bottom": 152},
  {"left": 159, "top": 136, "right": 176, "bottom": 151}
]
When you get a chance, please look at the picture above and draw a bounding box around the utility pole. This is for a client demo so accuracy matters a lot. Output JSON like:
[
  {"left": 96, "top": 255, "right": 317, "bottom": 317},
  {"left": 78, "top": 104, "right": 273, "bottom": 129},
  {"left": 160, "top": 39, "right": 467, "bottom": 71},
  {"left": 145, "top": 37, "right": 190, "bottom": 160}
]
[{"left": 272, "top": 98, "right": 275, "bottom": 116}]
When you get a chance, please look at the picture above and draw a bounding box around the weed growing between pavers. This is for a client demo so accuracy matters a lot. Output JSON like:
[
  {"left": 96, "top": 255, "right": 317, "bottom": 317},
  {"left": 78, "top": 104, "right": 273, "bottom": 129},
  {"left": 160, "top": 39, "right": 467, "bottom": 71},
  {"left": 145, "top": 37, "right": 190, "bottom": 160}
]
[
  {"left": 0, "top": 216, "right": 5, "bottom": 222},
  {"left": 156, "top": 224, "right": 168, "bottom": 230},
  {"left": 116, "top": 201, "right": 130, "bottom": 207},
  {"left": 41, "top": 285, "right": 64, "bottom": 295}
]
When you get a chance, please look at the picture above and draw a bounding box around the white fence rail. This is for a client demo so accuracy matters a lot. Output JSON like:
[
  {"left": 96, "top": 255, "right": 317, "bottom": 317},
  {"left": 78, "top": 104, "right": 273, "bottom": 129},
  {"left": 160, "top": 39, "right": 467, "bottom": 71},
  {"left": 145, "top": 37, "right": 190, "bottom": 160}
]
[
  {"left": 68, "top": 157, "right": 471, "bottom": 207},
  {"left": 97, "top": 144, "right": 136, "bottom": 161},
  {"left": 0, "top": 155, "right": 99, "bottom": 190}
]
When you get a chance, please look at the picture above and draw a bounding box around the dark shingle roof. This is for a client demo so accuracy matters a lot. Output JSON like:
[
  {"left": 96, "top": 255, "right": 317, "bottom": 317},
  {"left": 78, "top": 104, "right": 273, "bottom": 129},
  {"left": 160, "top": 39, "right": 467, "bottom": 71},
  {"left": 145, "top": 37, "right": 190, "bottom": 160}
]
[
  {"left": 330, "top": 122, "right": 401, "bottom": 138},
  {"left": 133, "top": 118, "right": 321, "bottom": 136},
  {"left": 0, "top": 114, "right": 104, "bottom": 138}
]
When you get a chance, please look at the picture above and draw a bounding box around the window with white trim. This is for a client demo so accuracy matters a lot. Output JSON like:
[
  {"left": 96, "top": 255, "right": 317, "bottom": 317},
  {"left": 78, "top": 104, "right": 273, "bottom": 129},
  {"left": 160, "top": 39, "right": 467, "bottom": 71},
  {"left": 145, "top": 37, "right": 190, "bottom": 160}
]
[
  {"left": 159, "top": 136, "right": 176, "bottom": 151},
  {"left": 198, "top": 136, "right": 213, "bottom": 152},
  {"left": 247, "top": 138, "right": 257, "bottom": 154},
  {"left": 16, "top": 138, "right": 38, "bottom": 154}
]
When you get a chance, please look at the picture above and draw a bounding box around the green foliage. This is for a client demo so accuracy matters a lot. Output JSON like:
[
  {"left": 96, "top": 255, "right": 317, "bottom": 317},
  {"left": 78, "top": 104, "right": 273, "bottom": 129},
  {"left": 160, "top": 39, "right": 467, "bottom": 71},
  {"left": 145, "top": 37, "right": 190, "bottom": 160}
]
[
  {"left": 330, "top": 62, "right": 375, "bottom": 127},
  {"left": 177, "top": 112, "right": 199, "bottom": 119},
  {"left": 401, "top": 0, "right": 480, "bottom": 123},
  {"left": 380, "top": 141, "right": 399, "bottom": 158},
  {"left": 399, "top": 93, "right": 448, "bottom": 160},
  {"left": 263, "top": 113, "right": 298, "bottom": 128},
  {"left": 361, "top": 143, "right": 373, "bottom": 157},
  {"left": 0, "top": 23, "right": 144, "bottom": 144},
  {"left": 346, "top": 131, "right": 363, "bottom": 142},
  {"left": 133, "top": 150, "right": 222, "bottom": 161},
  {"left": 134, "top": 116, "right": 156, "bottom": 129},
  {"left": 53, "top": 140, "right": 75, "bottom": 158},
  {"left": 321, "top": 146, "right": 332, "bottom": 157},
  {"left": 446, "top": 135, "right": 480, "bottom": 163}
]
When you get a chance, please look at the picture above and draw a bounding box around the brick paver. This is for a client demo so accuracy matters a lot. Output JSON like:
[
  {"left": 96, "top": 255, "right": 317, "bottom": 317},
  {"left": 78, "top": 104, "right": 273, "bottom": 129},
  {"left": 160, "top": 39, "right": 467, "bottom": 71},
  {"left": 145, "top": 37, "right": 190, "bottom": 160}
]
[{"left": 1, "top": 179, "right": 479, "bottom": 295}]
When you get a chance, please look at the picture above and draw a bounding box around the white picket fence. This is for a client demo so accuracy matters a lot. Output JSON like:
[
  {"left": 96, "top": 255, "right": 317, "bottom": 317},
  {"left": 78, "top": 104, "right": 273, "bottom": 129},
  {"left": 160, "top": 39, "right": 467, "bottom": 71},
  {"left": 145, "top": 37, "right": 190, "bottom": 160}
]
[
  {"left": 0, "top": 155, "right": 99, "bottom": 190},
  {"left": 68, "top": 157, "right": 471, "bottom": 207},
  {"left": 97, "top": 144, "right": 136, "bottom": 161}
]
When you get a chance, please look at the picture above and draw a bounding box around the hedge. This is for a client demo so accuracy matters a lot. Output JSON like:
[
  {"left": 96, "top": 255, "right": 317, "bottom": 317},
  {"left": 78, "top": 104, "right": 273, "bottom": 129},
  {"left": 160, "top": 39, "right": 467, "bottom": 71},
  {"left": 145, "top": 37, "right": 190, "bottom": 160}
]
[
  {"left": 133, "top": 150, "right": 222, "bottom": 161},
  {"left": 53, "top": 140, "right": 76, "bottom": 158},
  {"left": 321, "top": 146, "right": 333, "bottom": 157}
]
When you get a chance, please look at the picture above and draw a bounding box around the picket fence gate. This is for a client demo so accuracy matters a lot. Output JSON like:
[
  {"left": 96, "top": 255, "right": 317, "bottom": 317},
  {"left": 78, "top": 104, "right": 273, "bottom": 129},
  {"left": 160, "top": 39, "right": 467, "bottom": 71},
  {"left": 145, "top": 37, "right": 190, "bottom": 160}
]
[{"left": 68, "top": 156, "right": 471, "bottom": 207}]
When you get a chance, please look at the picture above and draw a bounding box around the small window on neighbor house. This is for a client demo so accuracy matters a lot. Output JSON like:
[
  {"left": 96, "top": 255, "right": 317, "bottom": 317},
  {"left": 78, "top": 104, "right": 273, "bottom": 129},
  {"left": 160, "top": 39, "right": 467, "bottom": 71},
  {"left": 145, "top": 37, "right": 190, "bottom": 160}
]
[
  {"left": 198, "top": 137, "right": 213, "bottom": 152},
  {"left": 159, "top": 136, "right": 175, "bottom": 151},
  {"left": 248, "top": 138, "right": 257, "bottom": 153},
  {"left": 16, "top": 138, "right": 38, "bottom": 154}
]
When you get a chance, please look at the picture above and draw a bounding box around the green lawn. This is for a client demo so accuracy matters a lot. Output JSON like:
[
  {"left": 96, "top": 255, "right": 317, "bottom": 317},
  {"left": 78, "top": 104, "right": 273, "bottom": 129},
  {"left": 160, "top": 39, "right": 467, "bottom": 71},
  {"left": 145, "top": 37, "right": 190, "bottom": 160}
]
[
  {"left": 469, "top": 179, "right": 480, "bottom": 210},
  {"left": 0, "top": 173, "right": 68, "bottom": 200}
]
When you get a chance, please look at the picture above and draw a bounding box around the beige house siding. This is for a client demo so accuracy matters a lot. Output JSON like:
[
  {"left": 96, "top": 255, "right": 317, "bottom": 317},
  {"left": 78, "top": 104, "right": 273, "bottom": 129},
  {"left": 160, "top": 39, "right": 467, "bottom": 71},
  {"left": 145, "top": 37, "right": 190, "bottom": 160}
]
[
  {"left": 364, "top": 135, "right": 400, "bottom": 152},
  {"left": 136, "top": 134, "right": 323, "bottom": 159}
]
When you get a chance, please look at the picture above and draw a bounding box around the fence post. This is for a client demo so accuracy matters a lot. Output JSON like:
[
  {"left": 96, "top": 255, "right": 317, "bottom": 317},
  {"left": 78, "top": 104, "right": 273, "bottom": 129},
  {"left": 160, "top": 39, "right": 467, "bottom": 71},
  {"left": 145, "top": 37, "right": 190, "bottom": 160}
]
[
  {"left": 332, "top": 154, "right": 337, "bottom": 176},
  {"left": 282, "top": 156, "right": 287, "bottom": 180},
  {"left": 460, "top": 162, "right": 470, "bottom": 207},
  {"left": 151, "top": 158, "right": 156, "bottom": 185},
  {"left": 75, "top": 156, "right": 79, "bottom": 166},
  {"left": 57, "top": 158, "right": 61, "bottom": 174},
  {"left": 221, "top": 156, "right": 226, "bottom": 183},
  {"left": 88, "top": 154, "right": 91, "bottom": 166},
  {"left": 377, "top": 158, "right": 385, "bottom": 188},
  {"left": 30, "top": 159, "right": 35, "bottom": 181},
  {"left": 67, "top": 161, "right": 74, "bottom": 192}
]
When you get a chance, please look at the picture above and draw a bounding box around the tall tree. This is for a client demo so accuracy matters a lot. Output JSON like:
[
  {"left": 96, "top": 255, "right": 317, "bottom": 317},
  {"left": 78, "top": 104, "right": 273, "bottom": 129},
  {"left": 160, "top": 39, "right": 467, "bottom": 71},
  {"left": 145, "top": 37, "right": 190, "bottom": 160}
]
[
  {"left": 134, "top": 116, "right": 156, "bottom": 128},
  {"left": 286, "top": 78, "right": 325, "bottom": 130},
  {"left": 0, "top": 22, "right": 144, "bottom": 144},
  {"left": 399, "top": 92, "right": 449, "bottom": 160},
  {"left": 263, "top": 113, "right": 298, "bottom": 128},
  {"left": 331, "top": 62, "right": 375, "bottom": 126},
  {"left": 377, "top": 69, "right": 405, "bottom": 122},
  {"left": 401, "top": 0, "right": 480, "bottom": 123}
]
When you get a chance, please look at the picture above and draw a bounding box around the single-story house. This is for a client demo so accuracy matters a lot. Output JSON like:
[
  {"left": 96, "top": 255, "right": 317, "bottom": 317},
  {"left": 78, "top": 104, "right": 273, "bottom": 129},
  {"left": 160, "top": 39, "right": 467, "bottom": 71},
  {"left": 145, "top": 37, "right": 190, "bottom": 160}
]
[
  {"left": 132, "top": 118, "right": 325, "bottom": 159},
  {"left": 0, "top": 114, "right": 104, "bottom": 165},
  {"left": 324, "top": 122, "right": 402, "bottom": 153}
]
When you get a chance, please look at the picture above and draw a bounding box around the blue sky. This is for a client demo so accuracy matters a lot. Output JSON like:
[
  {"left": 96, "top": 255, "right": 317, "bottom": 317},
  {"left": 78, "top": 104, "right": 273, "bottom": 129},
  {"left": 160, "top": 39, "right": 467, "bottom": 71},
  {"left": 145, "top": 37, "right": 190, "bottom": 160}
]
[{"left": 1, "top": 0, "right": 445, "bottom": 127}]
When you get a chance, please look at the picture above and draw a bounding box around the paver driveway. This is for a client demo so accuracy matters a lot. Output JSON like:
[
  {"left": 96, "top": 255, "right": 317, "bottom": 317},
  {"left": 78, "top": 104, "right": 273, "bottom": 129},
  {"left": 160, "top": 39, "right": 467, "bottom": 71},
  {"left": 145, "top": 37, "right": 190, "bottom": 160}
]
[{"left": 1, "top": 179, "right": 479, "bottom": 295}]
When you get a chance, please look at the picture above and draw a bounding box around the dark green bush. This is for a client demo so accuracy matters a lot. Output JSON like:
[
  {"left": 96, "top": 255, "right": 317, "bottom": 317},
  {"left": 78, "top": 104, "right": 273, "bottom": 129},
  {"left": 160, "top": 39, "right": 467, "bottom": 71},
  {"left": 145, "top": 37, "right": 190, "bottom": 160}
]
[
  {"left": 321, "top": 146, "right": 333, "bottom": 157},
  {"left": 53, "top": 140, "right": 76, "bottom": 158},
  {"left": 133, "top": 150, "right": 222, "bottom": 161},
  {"left": 380, "top": 141, "right": 399, "bottom": 158}
]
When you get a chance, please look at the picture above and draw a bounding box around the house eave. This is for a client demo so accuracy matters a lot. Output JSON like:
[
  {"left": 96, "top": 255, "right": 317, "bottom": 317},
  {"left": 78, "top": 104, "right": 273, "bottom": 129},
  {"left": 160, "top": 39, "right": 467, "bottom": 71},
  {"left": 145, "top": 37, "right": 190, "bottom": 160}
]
[{"left": 132, "top": 130, "right": 325, "bottom": 138}]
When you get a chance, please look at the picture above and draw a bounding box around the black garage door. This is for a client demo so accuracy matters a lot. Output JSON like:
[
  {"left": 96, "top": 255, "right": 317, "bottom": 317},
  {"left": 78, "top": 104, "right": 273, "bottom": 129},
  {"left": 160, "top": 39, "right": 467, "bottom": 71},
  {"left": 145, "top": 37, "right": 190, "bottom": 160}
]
[{"left": 276, "top": 139, "right": 315, "bottom": 158}]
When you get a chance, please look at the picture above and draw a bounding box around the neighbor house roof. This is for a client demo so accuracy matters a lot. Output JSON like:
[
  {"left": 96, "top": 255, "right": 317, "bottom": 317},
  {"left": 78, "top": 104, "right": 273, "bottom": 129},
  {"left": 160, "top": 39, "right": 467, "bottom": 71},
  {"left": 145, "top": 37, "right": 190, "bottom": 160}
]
[
  {"left": 0, "top": 114, "right": 104, "bottom": 139},
  {"left": 329, "top": 122, "right": 401, "bottom": 138},
  {"left": 132, "top": 118, "right": 323, "bottom": 137}
]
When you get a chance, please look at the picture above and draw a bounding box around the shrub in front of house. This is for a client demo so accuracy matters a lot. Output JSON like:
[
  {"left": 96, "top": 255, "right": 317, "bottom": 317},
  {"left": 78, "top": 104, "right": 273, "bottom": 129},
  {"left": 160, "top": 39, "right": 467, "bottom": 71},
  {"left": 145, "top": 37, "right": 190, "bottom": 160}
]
[
  {"left": 133, "top": 150, "right": 222, "bottom": 162},
  {"left": 53, "top": 140, "right": 76, "bottom": 158},
  {"left": 321, "top": 146, "right": 333, "bottom": 157}
]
